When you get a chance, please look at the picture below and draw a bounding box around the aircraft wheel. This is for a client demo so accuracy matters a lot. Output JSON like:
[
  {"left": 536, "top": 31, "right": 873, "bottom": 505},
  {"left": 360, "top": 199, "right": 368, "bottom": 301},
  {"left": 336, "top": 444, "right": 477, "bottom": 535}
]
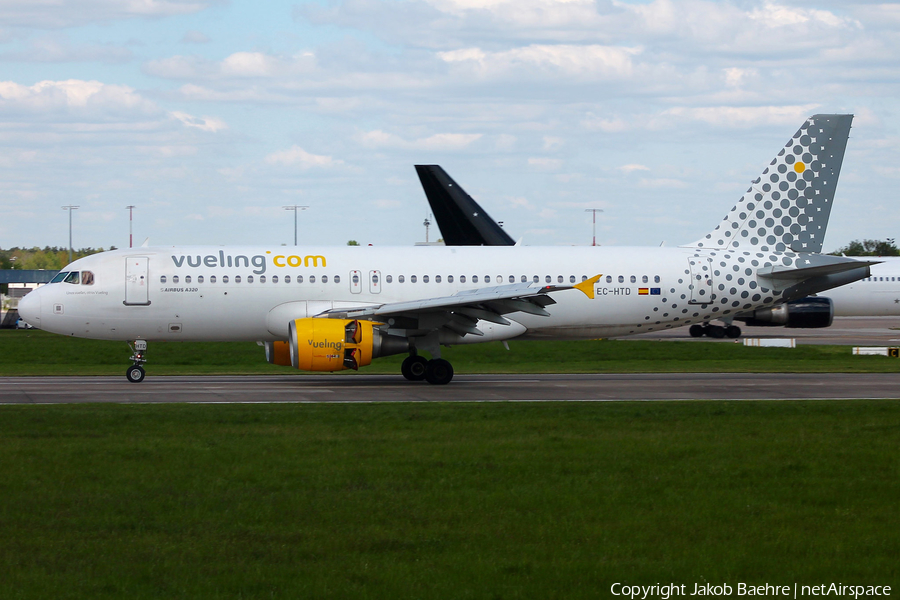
[
  {"left": 126, "top": 365, "right": 146, "bottom": 383},
  {"left": 707, "top": 325, "right": 726, "bottom": 339},
  {"left": 401, "top": 355, "right": 428, "bottom": 381},
  {"left": 425, "top": 359, "right": 454, "bottom": 385},
  {"left": 689, "top": 325, "right": 705, "bottom": 338},
  {"left": 725, "top": 325, "right": 742, "bottom": 339}
]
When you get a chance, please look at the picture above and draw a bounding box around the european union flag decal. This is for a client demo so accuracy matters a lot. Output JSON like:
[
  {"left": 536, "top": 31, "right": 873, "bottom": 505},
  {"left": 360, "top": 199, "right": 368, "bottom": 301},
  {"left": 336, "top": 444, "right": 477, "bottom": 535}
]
[{"left": 650, "top": 288, "right": 661, "bottom": 295}]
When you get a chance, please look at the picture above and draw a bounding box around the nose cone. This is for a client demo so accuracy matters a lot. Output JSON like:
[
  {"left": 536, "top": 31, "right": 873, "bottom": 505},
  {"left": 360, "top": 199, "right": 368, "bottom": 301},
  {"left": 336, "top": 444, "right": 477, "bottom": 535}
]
[{"left": 17, "top": 289, "right": 41, "bottom": 327}]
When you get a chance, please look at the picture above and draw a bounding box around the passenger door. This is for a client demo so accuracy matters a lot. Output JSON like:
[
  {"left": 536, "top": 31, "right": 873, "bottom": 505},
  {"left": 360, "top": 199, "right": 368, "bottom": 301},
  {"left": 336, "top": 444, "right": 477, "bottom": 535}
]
[{"left": 124, "top": 257, "right": 150, "bottom": 306}]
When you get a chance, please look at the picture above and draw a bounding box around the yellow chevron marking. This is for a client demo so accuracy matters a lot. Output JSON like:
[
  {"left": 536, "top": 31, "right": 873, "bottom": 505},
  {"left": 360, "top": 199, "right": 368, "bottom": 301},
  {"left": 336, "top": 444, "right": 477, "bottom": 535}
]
[{"left": 574, "top": 274, "right": 602, "bottom": 299}]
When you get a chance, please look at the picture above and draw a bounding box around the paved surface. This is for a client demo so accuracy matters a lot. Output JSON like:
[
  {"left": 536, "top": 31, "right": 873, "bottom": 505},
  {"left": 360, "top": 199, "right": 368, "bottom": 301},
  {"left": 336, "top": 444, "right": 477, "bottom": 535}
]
[
  {"left": 641, "top": 316, "right": 900, "bottom": 346},
  {"left": 2, "top": 372, "right": 899, "bottom": 404}
]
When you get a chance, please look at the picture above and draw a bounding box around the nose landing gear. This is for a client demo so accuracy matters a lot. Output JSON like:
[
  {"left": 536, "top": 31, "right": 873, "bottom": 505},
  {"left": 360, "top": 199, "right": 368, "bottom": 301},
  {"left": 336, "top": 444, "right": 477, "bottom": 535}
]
[{"left": 126, "top": 340, "right": 148, "bottom": 383}]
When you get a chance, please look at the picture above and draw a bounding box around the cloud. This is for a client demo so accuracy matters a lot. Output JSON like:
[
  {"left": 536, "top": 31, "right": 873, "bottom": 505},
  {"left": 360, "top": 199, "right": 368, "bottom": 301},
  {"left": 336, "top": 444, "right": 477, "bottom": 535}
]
[
  {"left": 357, "top": 130, "right": 482, "bottom": 150},
  {"left": 181, "top": 30, "right": 210, "bottom": 44},
  {"left": 0, "top": 0, "right": 216, "bottom": 29},
  {"left": 264, "top": 145, "right": 343, "bottom": 169},
  {"left": 660, "top": 105, "right": 821, "bottom": 128},
  {"left": 438, "top": 44, "right": 639, "bottom": 80},
  {"left": 0, "top": 79, "right": 157, "bottom": 118},
  {"left": 170, "top": 111, "right": 227, "bottom": 132},
  {"left": 618, "top": 164, "right": 650, "bottom": 174},
  {"left": 0, "top": 35, "right": 133, "bottom": 64},
  {"left": 528, "top": 157, "right": 562, "bottom": 170}
]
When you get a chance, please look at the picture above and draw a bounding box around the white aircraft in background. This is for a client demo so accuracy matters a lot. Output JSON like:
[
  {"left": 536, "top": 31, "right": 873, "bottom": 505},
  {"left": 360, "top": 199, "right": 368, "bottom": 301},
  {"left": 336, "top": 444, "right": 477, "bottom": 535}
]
[{"left": 19, "top": 114, "right": 873, "bottom": 384}]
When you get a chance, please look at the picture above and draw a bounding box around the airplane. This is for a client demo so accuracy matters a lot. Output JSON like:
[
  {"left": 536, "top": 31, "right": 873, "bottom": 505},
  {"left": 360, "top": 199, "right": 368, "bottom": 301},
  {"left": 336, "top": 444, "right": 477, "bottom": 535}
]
[
  {"left": 18, "top": 114, "right": 873, "bottom": 384},
  {"left": 419, "top": 166, "right": 900, "bottom": 337}
]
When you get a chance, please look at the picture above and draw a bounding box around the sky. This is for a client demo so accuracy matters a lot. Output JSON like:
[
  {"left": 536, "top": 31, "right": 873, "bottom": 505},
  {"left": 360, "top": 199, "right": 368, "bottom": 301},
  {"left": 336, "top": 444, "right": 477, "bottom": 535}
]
[{"left": 1, "top": 0, "right": 899, "bottom": 251}]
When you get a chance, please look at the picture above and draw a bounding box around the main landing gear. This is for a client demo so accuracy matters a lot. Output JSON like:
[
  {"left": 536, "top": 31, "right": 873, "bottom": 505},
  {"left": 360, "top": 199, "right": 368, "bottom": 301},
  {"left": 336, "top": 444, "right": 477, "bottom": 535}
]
[
  {"left": 401, "top": 353, "right": 454, "bottom": 385},
  {"left": 689, "top": 324, "right": 741, "bottom": 339},
  {"left": 126, "top": 340, "right": 148, "bottom": 383}
]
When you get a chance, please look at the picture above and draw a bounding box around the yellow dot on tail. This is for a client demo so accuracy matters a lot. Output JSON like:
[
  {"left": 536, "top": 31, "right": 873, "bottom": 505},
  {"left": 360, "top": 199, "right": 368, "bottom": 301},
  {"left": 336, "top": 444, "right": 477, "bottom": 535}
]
[{"left": 794, "top": 162, "right": 806, "bottom": 173}]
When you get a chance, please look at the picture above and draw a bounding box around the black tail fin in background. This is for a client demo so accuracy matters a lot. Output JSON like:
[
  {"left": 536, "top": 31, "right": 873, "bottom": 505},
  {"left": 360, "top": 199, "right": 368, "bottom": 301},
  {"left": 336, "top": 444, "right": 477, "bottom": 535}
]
[{"left": 415, "top": 165, "right": 515, "bottom": 246}]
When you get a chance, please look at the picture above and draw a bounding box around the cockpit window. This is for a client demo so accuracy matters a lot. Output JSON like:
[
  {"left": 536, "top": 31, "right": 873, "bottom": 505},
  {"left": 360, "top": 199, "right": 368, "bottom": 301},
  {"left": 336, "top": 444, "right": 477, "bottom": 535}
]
[
  {"left": 50, "top": 272, "right": 69, "bottom": 284},
  {"left": 81, "top": 271, "right": 94, "bottom": 285},
  {"left": 63, "top": 272, "right": 80, "bottom": 285}
]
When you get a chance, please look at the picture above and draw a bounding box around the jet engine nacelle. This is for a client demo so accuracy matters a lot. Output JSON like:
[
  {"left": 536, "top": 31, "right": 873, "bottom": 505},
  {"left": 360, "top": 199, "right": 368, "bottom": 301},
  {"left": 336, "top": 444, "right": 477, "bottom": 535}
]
[
  {"left": 271, "top": 318, "right": 408, "bottom": 372},
  {"left": 737, "top": 297, "right": 833, "bottom": 328}
]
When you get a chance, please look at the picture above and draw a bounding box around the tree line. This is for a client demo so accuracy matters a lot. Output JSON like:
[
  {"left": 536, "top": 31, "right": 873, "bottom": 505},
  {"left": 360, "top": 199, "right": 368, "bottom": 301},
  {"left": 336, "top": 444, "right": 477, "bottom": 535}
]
[{"left": 0, "top": 247, "right": 114, "bottom": 271}]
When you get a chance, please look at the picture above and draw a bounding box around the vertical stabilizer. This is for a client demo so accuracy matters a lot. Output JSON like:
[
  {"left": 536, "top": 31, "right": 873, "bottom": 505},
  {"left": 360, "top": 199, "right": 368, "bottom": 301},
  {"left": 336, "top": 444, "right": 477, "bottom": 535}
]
[
  {"left": 415, "top": 165, "right": 515, "bottom": 246},
  {"left": 685, "top": 114, "right": 853, "bottom": 253}
]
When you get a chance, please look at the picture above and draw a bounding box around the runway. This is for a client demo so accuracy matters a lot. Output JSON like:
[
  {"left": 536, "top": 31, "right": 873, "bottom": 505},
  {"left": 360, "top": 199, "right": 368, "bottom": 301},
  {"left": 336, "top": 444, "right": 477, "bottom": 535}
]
[{"left": 2, "top": 372, "right": 900, "bottom": 404}]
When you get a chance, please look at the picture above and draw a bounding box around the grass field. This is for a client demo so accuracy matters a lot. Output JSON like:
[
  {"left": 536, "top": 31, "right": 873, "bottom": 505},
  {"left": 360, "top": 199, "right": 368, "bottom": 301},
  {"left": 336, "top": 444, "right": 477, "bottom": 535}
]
[
  {"left": 0, "top": 401, "right": 898, "bottom": 599},
  {"left": 3, "top": 329, "right": 900, "bottom": 376}
]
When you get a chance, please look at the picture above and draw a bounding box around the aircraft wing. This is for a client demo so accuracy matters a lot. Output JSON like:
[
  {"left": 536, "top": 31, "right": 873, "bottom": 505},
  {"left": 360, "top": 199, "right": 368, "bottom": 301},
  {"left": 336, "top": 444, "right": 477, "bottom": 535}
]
[{"left": 320, "top": 276, "right": 600, "bottom": 337}]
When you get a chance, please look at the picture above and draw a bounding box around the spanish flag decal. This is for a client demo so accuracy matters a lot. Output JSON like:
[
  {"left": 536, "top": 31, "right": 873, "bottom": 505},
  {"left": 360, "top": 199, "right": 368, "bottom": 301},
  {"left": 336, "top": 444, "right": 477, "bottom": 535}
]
[{"left": 638, "top": 288, "right": 649, "bottom": 295}]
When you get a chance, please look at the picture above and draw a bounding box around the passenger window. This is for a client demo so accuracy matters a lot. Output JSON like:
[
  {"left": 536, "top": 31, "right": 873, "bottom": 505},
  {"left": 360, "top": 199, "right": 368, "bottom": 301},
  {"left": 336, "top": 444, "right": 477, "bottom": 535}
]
[
  {"left": 606, "top": 275, "right": 612, "bottom": 283},
  {"left": 184, "top": 275, "right": 191, "bottom": 284},
  {"left": 386, "top": 275, "right": 392, "bottom": 283},
  {"left": 322, "top": 275, "right": 328, "bottom": 283},
  {"left": 618, "top": 275, "right": 624, "bottom": 283},
  {"left": 569, "top": 276, "right": 576, "bottom": 283},
  {"left": 335, "top": 275, "right": 341, "bottom": 283},
  {"left": 235, "top": 276, "right": 241, "bottom": 283},
  {"left": 247, "top": 276, "right": 254, "bottom": 283},
  {"left": 160, "top": 275, "right": 166, "bottom": 284},
  {"left": 521, "top": 275, "right": 527, "bottom": 283},
  {"left": 297, "top": 275, "right": 303, "bottom": 283},
  {"left": 483, "top": 275, "right": 489, "bottom": 283},
  {"left": 81, "top": 271, "right": 94, "bottom": 285},
  {"left": 223, "top": 276, "right": 230, "bottom": 283},
  {"left": 558, "top": 275, "right": 564, "bottom": 283},
  {"left": 309, "top": 275, "right": 316, "bottom": 283},
  {"left": 546, "top": 275, "right": 551, "bottom": 283},
  {"left": 423, "top": 275, "right": 429, "bottom": 283},
  {"left": 654, "top": 275, "right": 660, "bottom": 283},
  {"left": 630, "top": 275, "right": 636, "bottom": 283},
  {"left": 642, "top": 275, "right": 648, "bottom": 283},
  {"left": 460, "top": 275, "right": 466, "bottom": 283},
  {"left": 173, "top": 275, "right": 180, "bottom": 284},
  {"left": 533, "top": 275, "right": 539, "bottom": 283},
  {"left": 509, "top": 275, "right": 515, "bottom": 283},
  {"left": 210, "top": 276, "right": 216, "bottom": 283},
  {"left": 198, "top": 276, "right": 204, "bottom": 283},
  {"left": 259, "top": 276, "right": 266, "bottom": 283},
  {"left": 436, "top": 275, "right": 442, "bottom": 283},
  {"left": 399, "top": 275, "right": 405, "bottom": 283},
  {"left": 411, "top": 275, "right": 417, "bottom": 283},
  {"left": 353, "top": 273, "right": 360, "bottom": 284},
  {"left": 582, "top": 275, "right": 587, "bottom": 281},
  {"left": 472, "top": 275, "right": 478, "bottom": 283},
  {"left": 448, "top": 275, "right": 454, "bottom": 283},
  {"left": 274, "top": 275, "right": 281, "bottom": 283}
]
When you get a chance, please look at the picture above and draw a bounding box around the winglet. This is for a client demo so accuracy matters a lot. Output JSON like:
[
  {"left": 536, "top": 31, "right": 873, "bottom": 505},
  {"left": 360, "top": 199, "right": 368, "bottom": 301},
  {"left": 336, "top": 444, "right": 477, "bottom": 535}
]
[{"left": 574, "top": 274, "right": 602, "bottom": 299}]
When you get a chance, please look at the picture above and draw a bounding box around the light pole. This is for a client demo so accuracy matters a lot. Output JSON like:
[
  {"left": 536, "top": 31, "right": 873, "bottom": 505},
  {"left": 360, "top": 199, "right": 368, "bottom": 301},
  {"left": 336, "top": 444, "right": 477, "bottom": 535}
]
[
  {"left": 424, "top": 215, "right": 431, "bottom": 243},
  {"left": 62, "top": 205, "right": 80, "bottom": 263},
  {"left": 283, "top": 205, "right": 308, "bottom": 246},
  {"left": 585, "top": 208, "right": 604, "bottom": 246},
  {"left": 126, "top": 205, "right": 136, "bottom": 248}
]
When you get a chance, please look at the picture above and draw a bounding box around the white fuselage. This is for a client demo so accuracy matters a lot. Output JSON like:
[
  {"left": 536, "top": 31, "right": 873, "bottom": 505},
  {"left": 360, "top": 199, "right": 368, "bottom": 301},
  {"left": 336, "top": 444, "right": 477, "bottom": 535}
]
[
  {"left": 20, "top": 244, "right": 807, "bottom": 343},
  {"left": 826, "top": 257, "right": 900, "bottom": 316}
]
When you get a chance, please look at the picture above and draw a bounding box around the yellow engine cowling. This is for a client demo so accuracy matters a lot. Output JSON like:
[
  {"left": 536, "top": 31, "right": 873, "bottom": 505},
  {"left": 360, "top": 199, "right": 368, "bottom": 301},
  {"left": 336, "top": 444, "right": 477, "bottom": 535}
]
[
  {"left": 263, "top": 341, "right": 292, "bottom": 366},
  {"left": 289, "top": 318, "right": 379, "bottom": 372}
]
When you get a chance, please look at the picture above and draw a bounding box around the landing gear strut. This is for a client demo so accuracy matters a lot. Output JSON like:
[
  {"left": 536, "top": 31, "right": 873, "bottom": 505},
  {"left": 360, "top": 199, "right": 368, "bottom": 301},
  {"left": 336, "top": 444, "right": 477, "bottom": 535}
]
[
  {"left": 401, "top": 353, "right": 454, "bottom": 385},
  {"left": 126, "top": 340, "right": 147, "bottom": 383},
  {"left": 689, "top": 324, "right": 741, "bottom": 339}
]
